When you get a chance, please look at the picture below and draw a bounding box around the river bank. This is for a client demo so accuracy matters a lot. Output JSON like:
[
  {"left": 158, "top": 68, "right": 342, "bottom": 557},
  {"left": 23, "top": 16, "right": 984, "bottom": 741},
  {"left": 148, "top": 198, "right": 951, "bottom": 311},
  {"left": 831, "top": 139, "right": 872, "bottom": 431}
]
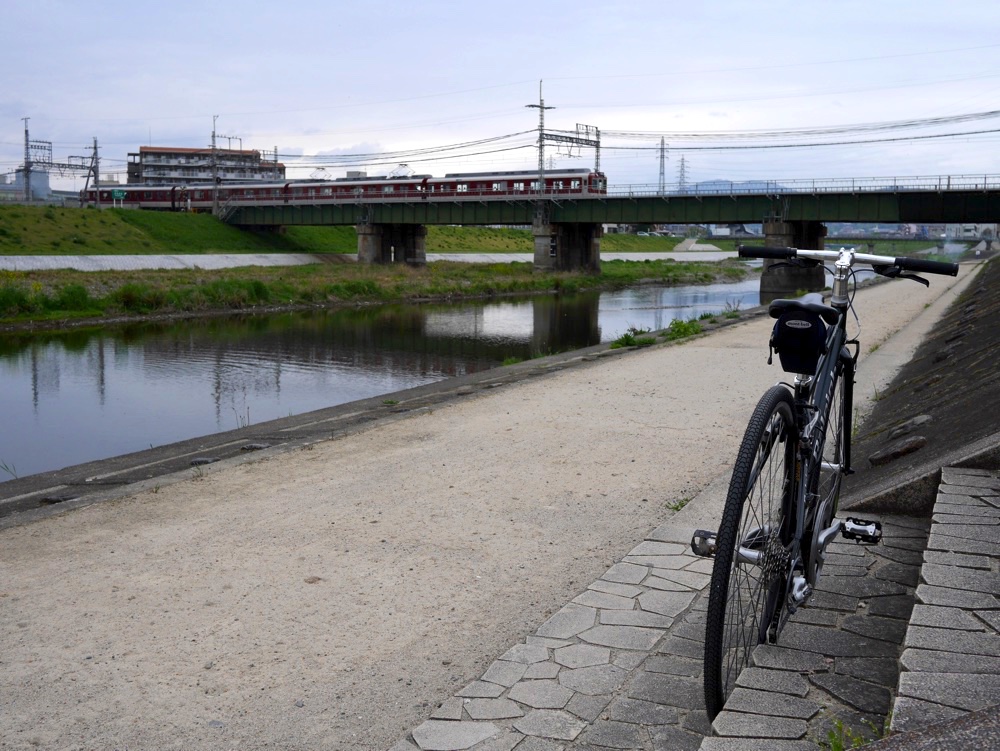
[{"left": 0, "top": 255, "right": 750, "bottom": 333}]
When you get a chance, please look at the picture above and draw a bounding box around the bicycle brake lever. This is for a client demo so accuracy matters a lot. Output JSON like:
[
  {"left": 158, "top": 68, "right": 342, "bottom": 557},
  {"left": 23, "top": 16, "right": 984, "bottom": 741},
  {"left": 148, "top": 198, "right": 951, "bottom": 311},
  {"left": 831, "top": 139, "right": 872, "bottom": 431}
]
[{"left": 871, "top": 265, "right": 930, "bottom": 287}]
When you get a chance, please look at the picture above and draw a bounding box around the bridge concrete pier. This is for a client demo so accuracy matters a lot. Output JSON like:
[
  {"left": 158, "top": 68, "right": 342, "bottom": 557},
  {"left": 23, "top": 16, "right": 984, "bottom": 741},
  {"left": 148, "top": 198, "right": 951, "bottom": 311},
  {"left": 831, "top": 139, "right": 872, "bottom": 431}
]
[
  {"left": 761, "top": 219, "right": 827, "bottom": 302},
  {"left": 356, "top": 224, "right": 427, "bottom": 265},
  {"left": 533, "top": 220, "right": 602, "bottom": 272}
]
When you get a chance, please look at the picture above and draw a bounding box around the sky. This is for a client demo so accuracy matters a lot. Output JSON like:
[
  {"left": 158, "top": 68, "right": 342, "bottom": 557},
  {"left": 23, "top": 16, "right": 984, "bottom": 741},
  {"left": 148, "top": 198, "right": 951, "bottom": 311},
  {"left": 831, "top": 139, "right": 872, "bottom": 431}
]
[{"left": 4, "top": 0, "right": 1000, "bottom": 192}]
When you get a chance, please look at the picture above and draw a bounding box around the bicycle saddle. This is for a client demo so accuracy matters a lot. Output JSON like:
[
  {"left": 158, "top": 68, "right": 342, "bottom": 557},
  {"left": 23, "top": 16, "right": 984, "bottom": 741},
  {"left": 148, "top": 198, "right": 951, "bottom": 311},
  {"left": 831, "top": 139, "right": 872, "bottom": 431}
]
[{"left": 768, "top": 293, "right": 839, "bottom": 326}]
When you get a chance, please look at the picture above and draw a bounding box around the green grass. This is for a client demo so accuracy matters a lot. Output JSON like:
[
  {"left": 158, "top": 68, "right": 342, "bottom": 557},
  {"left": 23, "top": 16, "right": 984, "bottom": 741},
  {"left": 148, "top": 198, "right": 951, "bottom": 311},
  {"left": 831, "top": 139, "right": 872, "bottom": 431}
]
[
  {"left": 0, "top": 258, "right": 754, "bottom": 326},
  {"left": 0, "top": 205, "right": 358, "bottom": 255},
  {"left": 426, "top": 226, "right": 533, "bottom": 253}
]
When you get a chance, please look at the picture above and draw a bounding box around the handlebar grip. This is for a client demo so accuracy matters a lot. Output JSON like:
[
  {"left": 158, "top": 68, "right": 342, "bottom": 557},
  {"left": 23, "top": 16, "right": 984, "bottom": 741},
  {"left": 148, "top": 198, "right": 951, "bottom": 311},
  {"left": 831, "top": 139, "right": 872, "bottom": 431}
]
[
  {"left": 893, "top": 256, "right": 959, "bottom": 276},
  {"left": 738, "top": 245, "right": 796, "bottom": 259}
]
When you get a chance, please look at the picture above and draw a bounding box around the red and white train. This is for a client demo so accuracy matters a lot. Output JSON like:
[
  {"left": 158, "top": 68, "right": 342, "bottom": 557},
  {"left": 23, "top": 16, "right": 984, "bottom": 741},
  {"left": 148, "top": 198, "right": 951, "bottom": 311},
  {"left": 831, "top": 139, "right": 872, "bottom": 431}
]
[{"left": 82, "top": 168, "right": 607, "bottom": 211}]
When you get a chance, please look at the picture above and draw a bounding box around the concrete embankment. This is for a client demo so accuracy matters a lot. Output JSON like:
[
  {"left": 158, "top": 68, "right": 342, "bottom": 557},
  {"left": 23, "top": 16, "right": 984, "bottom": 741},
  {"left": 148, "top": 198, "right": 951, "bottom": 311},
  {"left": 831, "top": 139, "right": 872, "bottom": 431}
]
[{"left": 0, "top": 263, "right": 985, "bottom": 750}]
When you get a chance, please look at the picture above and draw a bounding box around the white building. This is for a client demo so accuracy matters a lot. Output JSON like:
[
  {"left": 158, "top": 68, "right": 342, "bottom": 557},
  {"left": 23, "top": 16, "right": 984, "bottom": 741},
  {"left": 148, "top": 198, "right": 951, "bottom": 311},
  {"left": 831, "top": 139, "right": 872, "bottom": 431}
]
[{"left": 127, "top": 146, "right": 285, "bottom": 185}]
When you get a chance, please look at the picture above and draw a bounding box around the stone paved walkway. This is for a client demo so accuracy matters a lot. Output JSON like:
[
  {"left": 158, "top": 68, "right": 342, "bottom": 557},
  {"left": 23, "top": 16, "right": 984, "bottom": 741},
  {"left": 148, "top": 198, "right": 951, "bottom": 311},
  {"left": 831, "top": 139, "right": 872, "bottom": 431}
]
[
  {"left": 887, "top": 467, "right": 1000, "bottom": 736},
  {"left": 388, "top": 466, "right": 1000, "bottom": 750}
]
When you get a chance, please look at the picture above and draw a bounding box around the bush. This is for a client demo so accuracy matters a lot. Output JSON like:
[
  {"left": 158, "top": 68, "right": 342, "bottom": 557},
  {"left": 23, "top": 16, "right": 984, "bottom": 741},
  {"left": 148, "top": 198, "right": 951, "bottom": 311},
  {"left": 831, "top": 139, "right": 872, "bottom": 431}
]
[
  {"left": 113, "top": 283, "right": 168, "bottom": 313},
  {"left": 53, "top": 284, "right": 91, "bottom": 311},
  {"left": 0, "top": 285, "right": 30, "bottom": 315}
]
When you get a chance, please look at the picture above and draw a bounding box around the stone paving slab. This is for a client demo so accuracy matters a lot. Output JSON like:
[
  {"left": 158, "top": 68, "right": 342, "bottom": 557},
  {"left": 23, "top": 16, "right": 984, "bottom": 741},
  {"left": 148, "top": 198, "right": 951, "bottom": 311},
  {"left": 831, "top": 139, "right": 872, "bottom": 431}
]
[
  {"left": 389, "top": 461, "right": 1000, "bottom": 751},
  {"left": 888, "top": 468, "right": 1000, "bottom": 739},
  {"left": 392, "top": 510, "right": 943, "bottom": 750}
]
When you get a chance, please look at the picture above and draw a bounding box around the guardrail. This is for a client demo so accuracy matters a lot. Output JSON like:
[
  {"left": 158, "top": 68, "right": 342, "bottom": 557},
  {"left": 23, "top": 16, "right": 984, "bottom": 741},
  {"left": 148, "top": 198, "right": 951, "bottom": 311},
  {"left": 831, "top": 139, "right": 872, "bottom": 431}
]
[{"left": 607, "top": 174, "right": 1000, "bottom": 198}]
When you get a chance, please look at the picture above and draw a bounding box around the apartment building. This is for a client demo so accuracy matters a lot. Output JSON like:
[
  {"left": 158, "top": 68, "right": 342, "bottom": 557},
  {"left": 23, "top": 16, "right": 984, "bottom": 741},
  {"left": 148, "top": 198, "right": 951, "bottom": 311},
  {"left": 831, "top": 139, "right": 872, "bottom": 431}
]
[{"left": 126, "top": 146, "right": 285, "bottom": 185}]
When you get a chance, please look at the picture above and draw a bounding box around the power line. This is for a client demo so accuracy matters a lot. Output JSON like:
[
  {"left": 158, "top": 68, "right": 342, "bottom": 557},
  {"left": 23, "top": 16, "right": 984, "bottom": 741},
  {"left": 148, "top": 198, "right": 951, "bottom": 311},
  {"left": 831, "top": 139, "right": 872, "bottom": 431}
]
[
  {"left": 600, "top": 127, "right": 1000, "bottom": 152},
  {"left": 603, "top": 109, "right": 1000, "bottom": 141}
]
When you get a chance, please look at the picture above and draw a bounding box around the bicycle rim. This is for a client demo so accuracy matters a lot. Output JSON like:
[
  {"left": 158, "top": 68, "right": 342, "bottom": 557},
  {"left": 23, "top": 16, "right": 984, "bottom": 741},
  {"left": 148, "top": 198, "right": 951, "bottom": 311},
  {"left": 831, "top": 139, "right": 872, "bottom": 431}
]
[{"left": 704, "top": 385, "right": 796, "bottom": 719}]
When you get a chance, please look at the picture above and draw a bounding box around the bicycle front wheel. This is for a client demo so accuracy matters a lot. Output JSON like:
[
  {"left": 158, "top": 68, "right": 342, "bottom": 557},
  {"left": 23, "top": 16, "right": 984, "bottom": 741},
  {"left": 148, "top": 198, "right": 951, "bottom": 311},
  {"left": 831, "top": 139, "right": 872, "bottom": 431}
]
[{"left": 704, "top": 385, "right": 796, "bottom": 719}]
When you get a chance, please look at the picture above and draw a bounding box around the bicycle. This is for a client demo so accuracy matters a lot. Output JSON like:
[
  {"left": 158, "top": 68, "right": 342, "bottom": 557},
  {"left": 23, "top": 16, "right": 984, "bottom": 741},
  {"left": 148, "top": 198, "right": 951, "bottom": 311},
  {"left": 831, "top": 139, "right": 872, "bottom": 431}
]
[{"left": 690, "top": 245, "right": 959, "bottom": 720}]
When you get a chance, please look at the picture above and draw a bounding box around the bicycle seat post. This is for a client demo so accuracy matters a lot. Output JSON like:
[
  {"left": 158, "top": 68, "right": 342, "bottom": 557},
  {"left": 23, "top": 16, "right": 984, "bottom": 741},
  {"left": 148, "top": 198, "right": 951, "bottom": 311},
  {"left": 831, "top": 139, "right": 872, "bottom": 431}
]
[{"left": 830, "top": 247, "right": 856, "bottom": 308}]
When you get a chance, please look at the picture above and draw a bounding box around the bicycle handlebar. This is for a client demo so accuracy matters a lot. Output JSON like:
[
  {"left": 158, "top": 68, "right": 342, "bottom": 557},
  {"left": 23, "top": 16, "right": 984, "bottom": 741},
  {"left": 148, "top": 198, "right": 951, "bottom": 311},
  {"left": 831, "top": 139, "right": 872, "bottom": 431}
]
[
  {"left": 892, "top": 255, "right": 959, "bottom": 276},
  {"left": 737, "top": 245, "right": 959, "bottom": 276},
  {"left": 737, "top": 246, "right": 796, "bottom": 260}
]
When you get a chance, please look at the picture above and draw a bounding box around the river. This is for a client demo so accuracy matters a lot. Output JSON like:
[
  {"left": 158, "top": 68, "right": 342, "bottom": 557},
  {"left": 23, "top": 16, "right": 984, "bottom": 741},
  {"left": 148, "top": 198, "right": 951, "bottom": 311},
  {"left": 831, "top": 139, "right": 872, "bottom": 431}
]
[{"left": 0, "top": 279, "right": 761, "bottom": 479}]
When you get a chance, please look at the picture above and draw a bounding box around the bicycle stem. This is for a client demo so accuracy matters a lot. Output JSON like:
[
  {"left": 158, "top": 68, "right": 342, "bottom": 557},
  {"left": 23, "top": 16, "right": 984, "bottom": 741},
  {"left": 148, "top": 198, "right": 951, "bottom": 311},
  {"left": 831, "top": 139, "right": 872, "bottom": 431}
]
[{"left": 830, "top": 247, "right": 856, "bottom": 308}]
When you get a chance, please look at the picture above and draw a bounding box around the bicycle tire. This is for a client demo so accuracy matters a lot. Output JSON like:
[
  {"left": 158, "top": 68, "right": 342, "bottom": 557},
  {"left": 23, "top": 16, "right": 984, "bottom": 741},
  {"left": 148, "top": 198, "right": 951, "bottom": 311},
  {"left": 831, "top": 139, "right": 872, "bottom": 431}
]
[{"left": 704, "top": 385, "right": 796, "bottom": 719}]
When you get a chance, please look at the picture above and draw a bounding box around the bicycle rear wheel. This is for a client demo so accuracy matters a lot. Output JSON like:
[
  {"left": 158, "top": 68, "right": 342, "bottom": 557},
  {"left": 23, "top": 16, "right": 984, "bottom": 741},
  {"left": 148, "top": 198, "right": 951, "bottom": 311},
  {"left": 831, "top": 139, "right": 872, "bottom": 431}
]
[{"left": 704, "top": 385, "right": 796, "bottom": 719}]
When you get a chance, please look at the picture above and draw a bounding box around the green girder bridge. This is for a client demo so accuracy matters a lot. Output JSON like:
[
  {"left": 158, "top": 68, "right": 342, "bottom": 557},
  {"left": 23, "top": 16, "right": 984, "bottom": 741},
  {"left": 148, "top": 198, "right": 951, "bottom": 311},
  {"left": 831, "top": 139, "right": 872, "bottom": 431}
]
[{"left": 222, "top": 175, "right": 1000, "bottom": 276}]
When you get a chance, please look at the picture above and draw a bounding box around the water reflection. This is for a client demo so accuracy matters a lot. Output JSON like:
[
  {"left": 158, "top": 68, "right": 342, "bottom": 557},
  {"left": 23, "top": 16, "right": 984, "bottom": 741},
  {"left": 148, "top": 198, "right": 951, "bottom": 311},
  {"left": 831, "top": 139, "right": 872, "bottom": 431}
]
[{"left": 0, "top": 280, "right": 760, "bottom": 478}]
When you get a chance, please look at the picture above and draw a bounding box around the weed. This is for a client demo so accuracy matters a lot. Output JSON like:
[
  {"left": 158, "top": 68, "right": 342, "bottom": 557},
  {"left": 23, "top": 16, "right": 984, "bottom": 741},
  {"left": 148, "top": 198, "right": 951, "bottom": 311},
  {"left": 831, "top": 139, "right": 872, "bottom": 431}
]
[
  {"left": 233, "top": 406, "right": 251, "bottom": 429},
  {"left": 501, "top": 356, "right": 523, "bottom": 366},
  {"left": 0, "top": 458, "right": 17, "bottom": 479},
  {"left": 663, "top": 318, "right": 702, "bottom": 341},
  {"left": 821, "top": 715, "right": 889, "bottom": 750},
  {"left": 382, "top": 399, "right": 399, "bottom": 406},
  {"left": 698, "top": 312, "right": 717, "bottom": 321},
  {"left": 610, "top": 325, "right": 652, "bottom": 349},
  {"left": 667, "top": 497, "right": 690, "bottom": 512}
]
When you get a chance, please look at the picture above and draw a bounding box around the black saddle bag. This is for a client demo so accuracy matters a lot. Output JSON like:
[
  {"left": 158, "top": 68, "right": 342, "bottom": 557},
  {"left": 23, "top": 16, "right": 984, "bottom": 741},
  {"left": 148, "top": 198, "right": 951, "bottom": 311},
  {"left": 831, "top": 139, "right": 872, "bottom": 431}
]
[{"left": 770, "top": 309, "right": 827, "bottom": 375}]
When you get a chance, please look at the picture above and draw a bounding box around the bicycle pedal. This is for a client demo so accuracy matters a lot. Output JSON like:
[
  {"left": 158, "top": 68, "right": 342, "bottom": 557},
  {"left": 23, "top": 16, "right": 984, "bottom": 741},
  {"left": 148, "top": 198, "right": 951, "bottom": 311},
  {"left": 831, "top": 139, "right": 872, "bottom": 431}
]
[
  {"left": 690, "top": 529, "right": 717, "bottom": 558},
  {"left": 842, "top": 517, "right": 883, "bottom": 544}
]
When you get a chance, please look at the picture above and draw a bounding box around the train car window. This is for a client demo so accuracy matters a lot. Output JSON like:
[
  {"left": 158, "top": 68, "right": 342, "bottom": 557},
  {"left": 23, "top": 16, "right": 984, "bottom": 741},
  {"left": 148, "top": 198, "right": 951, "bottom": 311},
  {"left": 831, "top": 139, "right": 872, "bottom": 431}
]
[
  {"left": 457, "top": 183, "right": 468, "bottom": 193},
  {"left": 513, "top": 182, "right": 525, "bottom": 191},
  {"left": 195, "top": 191, "right": 204, "bottom": 199},
  {"left": 244, "top": 189, "right": 253, "bottom": 197},
  {"left": 554, "top": 181, "right": 564, "bottom": 190},
  {"left": 571, "top": 180, "right": 580, "bottom": 189},
  {"left": 383, "top": 185, "right": 394, "bottom": 193},
  {"left": 144, "top": 191, "right": 152, "bottom": 199},
  {"left": 492, "top": 182, "right": 507, "bottom": 191},
  {"left": 530, "top": 181, "right": 540, "bottom": 191},
  {"left": 324, "top": 187, "right": 334, "bottom": 195}
]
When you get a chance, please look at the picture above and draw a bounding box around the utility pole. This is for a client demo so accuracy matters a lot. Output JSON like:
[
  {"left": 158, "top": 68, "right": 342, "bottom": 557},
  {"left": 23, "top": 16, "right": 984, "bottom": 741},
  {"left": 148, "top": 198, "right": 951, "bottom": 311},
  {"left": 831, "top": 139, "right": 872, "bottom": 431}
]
[
  {"left": 92, "top": 138, "right": 100, "bottom": 209},
  {"left": 658, "top": 137, "right": 667, "bottom": 195},
  {"left": 22, "top": 118, "right": 31, "bottom": 202},
  {"left": 211, "top": 115, "right": 219, "bottom": 214},
  {"left": 525, "top": 80, "right": 555, "bottom": 198}
]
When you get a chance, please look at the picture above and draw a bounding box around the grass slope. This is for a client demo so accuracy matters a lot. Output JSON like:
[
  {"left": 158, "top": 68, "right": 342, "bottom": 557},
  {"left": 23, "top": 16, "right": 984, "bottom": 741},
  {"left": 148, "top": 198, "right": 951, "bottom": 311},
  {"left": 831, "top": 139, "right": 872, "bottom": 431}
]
[{"left": 0, "top": 205, "right": 357, "bottom": 255}]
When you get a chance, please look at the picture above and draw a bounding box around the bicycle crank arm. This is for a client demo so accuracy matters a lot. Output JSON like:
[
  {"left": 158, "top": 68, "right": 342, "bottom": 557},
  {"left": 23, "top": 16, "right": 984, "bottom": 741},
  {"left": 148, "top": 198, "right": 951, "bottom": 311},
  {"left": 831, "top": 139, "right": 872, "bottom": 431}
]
[{"left": 690, "top": 529, "right": 717, "bottom": 558}]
